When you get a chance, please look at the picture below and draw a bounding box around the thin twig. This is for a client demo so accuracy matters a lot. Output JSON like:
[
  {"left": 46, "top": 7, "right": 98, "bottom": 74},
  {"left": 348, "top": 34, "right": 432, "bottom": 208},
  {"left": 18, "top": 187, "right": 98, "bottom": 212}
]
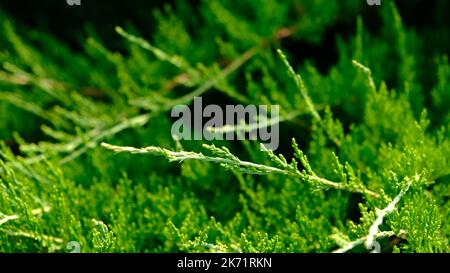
[
  {"left": 101, "top": 142, "right": 380, "bottom": 198},
  {"left": 0, "top": 206, "right": 51, "bottom": 226}
]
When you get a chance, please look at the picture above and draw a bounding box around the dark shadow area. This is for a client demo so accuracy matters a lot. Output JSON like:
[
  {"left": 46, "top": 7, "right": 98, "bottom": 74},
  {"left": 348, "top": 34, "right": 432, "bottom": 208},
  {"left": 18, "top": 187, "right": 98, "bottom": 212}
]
[
  {"left": 0, "top": 0, "right": 190, "bottom": 51},
  {"left": 0, "top": 1, "right": 447, "bottom": 105}
]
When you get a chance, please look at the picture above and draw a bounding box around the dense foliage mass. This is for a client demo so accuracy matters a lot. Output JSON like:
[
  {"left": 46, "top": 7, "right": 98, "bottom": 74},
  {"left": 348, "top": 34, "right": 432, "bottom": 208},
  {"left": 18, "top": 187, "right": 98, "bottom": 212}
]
[{"left": 0, "top": 0, "right": 448, "bottom": 253}]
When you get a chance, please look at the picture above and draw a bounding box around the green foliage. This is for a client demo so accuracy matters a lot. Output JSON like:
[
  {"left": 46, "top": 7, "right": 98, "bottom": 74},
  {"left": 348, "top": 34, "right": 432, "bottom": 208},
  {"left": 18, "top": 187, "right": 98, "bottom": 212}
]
[{"left": 0, "top": 1, "right": 448, "bottom": 253}]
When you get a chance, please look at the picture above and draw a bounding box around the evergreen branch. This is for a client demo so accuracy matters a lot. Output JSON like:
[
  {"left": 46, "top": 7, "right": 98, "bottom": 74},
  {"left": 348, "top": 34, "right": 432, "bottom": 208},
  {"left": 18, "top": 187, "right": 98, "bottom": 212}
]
[
  {"left": 333, "top": 176, "right": 415, "bottom": 253},
  {"left": 101, "top": 142, "right": 380, "bottom": 198},
  {"left": 119, "top": 23, "right": 298, "bottom": 108},
  {"left": 1, "top": 62, "right": 67, "bottom": 91},
  {"left": 207, "top": 47, "right": 331, "bottom": 135},
  {"left": 364, "top": 175, "right": 415, "bottom": 249},
  {"left": 17, "top": 47, "right": 256, "bottom": 166},
  {"left": 277, "top": 49, "right": 321, "bottom": 121},
  {"left": 20, "top": 112, "right": 153, "bottom": 165},
  {"left": 332, "top": 231, "right": 395, "bottom": 253},
  {"left": 101, "top": 142, "right": 288, "bottom": 175},
  {"left": 352, "top": 60, "right": 377, "bottom": 92},
  {"left": 58, "top": 112, "right": 153, "bottom": 164},
  {"left": 206, "top": 110, "right": 303, "bottom": 134},
  {"left": 0, "top": 206, "right": 51, "bottom": 226},
  {"left": 0, "top": 93, "right": 63, "bottom": 125},
  {"left": 0, "top": 228, "right": 64, "bottom": 245},
  {"left": 58, "top": 47, "right": 255, "bottom": 164},
  {"left": 165, "top": 47, "right": 257, "bottom": 107},
  {"left": 115, "top": 26, "right": 194, "bottom": 72}
]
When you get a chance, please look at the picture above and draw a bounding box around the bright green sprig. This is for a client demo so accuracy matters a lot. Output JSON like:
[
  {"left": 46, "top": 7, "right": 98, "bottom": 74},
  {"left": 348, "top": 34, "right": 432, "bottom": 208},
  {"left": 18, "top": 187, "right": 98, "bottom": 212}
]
[
  {"left": 277, "top": 49, "right": 321, "bottom": 121},
  {"left": 333, "top": 175, "right": 416, "bottom": 253},
  {"left": 352, "top": 60, "right": 377, "bottom": 92},
  {"left": 0, "top": 206, "right": 51, "bottom": 226},
  {"left": 364, "top": 175, "right": 415, "bottom": 249},
  {"left": 101, "top": 140, "right": 380, "bottom": 198},
  {"left": 332, "top": 231, "right": 396, "bottom": 253},
  {"left": 115, "top": 26, "right": 193, "bottom": 72}
]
